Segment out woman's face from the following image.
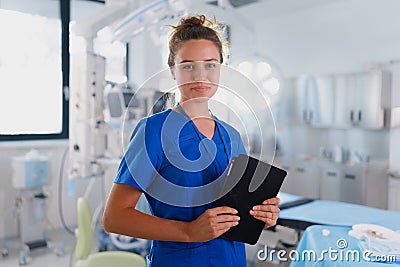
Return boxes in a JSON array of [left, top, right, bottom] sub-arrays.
[[172, 39, 221, 102]]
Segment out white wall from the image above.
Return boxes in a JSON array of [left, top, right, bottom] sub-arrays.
[[251, 0, 400, 77]]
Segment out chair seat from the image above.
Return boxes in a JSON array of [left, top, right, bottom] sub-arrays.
[[76, 250, 146, 267]]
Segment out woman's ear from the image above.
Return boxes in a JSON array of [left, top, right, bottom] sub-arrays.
[[170, 67, 176, 80]]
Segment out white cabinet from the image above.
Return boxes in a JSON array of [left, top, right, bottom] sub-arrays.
[[276, 157, 388, 208], [291, 162, 320, 199], [314, 75, 335, 127], [334, 71, 391, 129], [296, 75, 317, 125], [340, 166, 364, 205], [321, 163, 388, 208], [388, 176, 400, 211], [333, 74, 350, 128], [364, 165, 388, 209], [296, 75, 334, 127], [275, 158, 320, 198], [320, 165, 341, 201]]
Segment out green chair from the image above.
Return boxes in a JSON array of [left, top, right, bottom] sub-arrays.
[[75, 197, 147, 267]]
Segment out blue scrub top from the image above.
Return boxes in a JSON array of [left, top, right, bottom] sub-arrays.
[[115, 108, 247, 267]]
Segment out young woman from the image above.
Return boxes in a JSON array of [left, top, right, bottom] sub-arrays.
[[103, 15, 280, 267]]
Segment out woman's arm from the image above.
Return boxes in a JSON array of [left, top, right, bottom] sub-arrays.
[[103, 183, 240, 242]]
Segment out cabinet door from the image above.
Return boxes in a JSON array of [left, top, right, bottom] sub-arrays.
[[291, 162, 319, 199], [296, 74, 333, 127], [314, 75, 334, 127], [320, 168, 341, 201], [388, 177, 400, 211], [296, 75, 316, 124], [358, 71, 385, 129], [364, 166, 388, 209], [340, 167, 364, 205], [333, 74, 351, 128], [347, 74, 362, 126]]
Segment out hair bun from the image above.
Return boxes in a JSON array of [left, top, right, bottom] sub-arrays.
[[180, 15, 206, 27]]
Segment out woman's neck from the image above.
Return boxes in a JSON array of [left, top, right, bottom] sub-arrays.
[[178, 98, 211, 119]]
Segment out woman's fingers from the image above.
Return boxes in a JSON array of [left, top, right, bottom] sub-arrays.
[[252, 204, 280, 213], [249, 210, 278, 220], [262, 197, 280, 205], [214, 214, 240, 223], [208, 206, 238, 216]]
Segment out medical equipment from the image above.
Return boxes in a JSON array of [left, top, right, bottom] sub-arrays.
[[69, 0, 188, 180], [9, 150, 52, 265], [349, 224, 400, 241], [103, 83, 145, 158], [102, 83, 175, 158], [12, 150, 48, 189], [349, 223, 400, 263], [349, 224, 400, 263]]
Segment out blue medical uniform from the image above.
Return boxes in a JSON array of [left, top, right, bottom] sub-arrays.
[[114, 107, 247, 267]]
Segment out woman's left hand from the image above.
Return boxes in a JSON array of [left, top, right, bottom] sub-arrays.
[[250, 197, 280, 229]]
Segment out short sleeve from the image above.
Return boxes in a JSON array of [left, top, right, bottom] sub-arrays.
[[236, 135, 247, 156], [114, 119, 161, 191]]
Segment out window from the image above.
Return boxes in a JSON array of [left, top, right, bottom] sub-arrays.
[[0, 0, 68, 141]]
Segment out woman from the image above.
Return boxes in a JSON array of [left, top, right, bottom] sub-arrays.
[[103, 15, 280, 266]]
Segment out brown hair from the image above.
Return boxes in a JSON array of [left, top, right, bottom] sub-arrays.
[[167, 15, 228, 67]]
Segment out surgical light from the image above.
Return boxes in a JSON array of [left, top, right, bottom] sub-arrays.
[[236, 55, 281, 98]]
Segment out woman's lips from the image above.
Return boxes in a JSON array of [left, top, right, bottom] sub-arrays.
[[192, 86, 210, 92]]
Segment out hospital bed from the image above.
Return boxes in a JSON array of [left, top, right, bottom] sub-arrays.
[[247, 192, 400, 267]]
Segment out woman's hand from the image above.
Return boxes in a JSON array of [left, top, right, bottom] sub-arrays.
[[250, 197, 280, 229], [186, 206, 240, 242]]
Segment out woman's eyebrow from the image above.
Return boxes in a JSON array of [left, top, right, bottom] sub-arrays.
[[178, 58, 219, 63]]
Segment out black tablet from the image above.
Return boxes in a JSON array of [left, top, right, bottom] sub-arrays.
[[215, 154, 287, 245]]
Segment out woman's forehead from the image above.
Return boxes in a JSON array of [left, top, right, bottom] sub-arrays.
[[175, 39, 220, 63]]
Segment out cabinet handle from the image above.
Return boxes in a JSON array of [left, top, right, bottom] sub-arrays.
[[358, 110, 362, 122], [296, 167, 305, 172], [327, 172, 337, 177], [303, 110, 308, 122], [344, 174, 356, 179], [350, 110, 354, 122]]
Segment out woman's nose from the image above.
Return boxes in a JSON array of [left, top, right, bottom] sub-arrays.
[[192, 66, 207, 81]]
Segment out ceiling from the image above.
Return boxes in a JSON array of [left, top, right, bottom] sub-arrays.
[[232, 0, 340, 21]]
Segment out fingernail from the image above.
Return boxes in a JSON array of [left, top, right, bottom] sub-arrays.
[[250, 210, 255, 215], [253, 206, 258, 210]]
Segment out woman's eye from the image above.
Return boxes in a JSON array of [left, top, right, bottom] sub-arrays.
[[182, 64, 194, 70], [206, 63, 216, 69]]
